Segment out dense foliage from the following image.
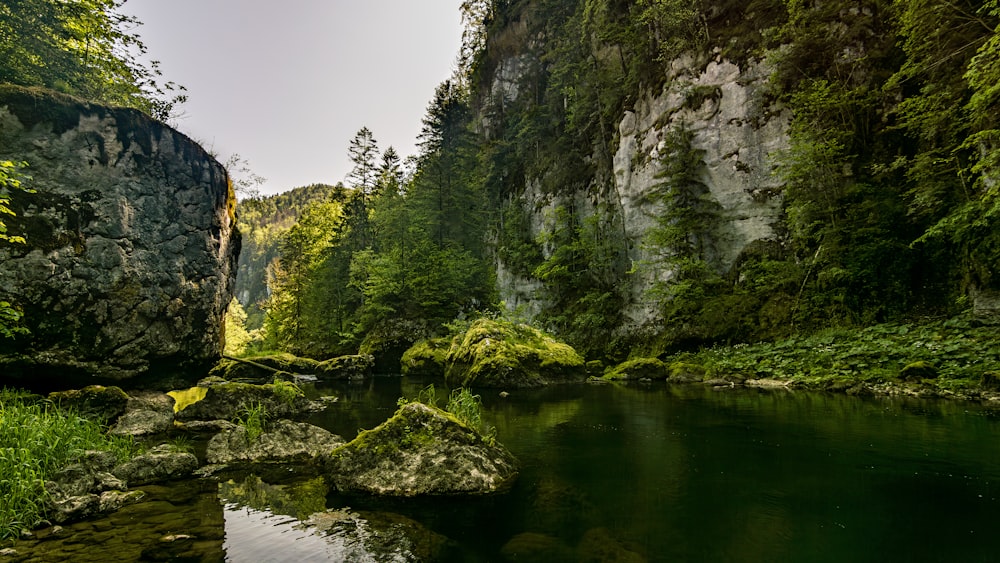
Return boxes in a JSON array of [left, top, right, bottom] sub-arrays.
[[248, 0, 1000, 362], [0, 0, 185, 120]]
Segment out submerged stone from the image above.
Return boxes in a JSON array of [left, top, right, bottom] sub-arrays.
[[324, 402, 518, 496]]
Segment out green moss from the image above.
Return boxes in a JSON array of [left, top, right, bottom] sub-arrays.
[[899, 361, 938, 381], [668, 362, 707, 382], [603, 358, 668, 381], [443, 318, 585, 388], [400, 338, 451, 376]]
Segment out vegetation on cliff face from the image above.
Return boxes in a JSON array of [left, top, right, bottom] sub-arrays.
[[235, 1, 1000, 364], [0, 160, 31, 339]]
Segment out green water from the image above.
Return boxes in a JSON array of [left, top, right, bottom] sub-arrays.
[[9, 379, 1000, 562]]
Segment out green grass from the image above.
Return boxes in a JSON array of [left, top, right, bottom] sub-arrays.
[[0, 388, 140, 541], [268, 377, 303, 406], [233, 401, 269, 443], [446, 387, 483, 430]]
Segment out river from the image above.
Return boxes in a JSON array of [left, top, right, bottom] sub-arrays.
[[9, 378, 1000, 562]]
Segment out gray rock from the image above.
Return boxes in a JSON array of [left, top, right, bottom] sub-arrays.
[[206, 419, 344, 465], [0, 85, 239, 389], [112, 445, 198, 485], [316, 354, 374, 380], [324, 402, 518, 496], [110, 391, 176, 436]]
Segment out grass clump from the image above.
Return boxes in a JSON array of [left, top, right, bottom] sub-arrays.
[[0, 388, 139, 541], [233, 401, 269, 444], [396, 385, 496, 444], [268, 377, 303, 406]]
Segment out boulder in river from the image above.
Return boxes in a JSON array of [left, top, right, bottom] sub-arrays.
[[112, 444, 199, 486], [173, 381, 322, 422], [206, 419, 345, 466], [323, 402, 518, 496], [110, 391, 176, 437], [443, 319, 586, 388], [0, 85, 239, 390]]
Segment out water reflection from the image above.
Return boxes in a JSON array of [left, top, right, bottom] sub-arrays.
[[8, 379, 1000, 562]]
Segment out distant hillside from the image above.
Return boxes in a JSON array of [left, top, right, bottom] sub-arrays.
[[235, 183, 344, 328]]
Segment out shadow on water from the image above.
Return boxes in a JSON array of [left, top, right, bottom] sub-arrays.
[[8, 377, 1000, 562]]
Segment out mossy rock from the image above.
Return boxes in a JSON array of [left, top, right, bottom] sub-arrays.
[[980, 371, 1000, 391], [501, 533, 575, 563], [585, 360, 604, 376], [444, 319, 586, 388], [48, 385, 129, 423], [400, 338, 450, 377], [324, 402, 518, 496], [900, 361, 938, 381], [667, 362, 707, 383], [603, 358, 668, 381], [359, 318, 432, 373], [315, 354, 374, 380], [173, 381, 319, 422]]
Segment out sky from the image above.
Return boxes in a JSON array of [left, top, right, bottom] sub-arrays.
[[122, 0, 465, 196]]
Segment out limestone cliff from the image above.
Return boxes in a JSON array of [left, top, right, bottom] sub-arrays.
[[0, 86, 239, 389], [490, 48, 788, 342]]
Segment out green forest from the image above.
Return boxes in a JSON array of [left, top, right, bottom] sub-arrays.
[[229, 0, 1000, 367], [2, 0, 999, 368]]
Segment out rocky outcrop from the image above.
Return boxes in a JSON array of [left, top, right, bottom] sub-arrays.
[[324, 402, 519, 496], [205, 419, 344, 466], [0, 86, 239, 390]]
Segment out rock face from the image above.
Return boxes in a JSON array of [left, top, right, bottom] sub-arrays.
[[0, 86, 240, 389], [490, 49, 787, 337], [324, 402, 519, 496]]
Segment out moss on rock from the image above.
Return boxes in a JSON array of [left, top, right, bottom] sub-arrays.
[[323, 402, 518, 496], [443, 319, 586, 388], [603, 358, 668, 381], [900, 361, 938, 381], [173, 381, 319, 422], [400, 338, 450, 377], [315, 354, 374, 380]]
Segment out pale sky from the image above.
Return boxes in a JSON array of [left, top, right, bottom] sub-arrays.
[[123, 0, 465, 196]]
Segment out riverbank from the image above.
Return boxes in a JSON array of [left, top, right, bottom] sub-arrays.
[[650, 313, 1000, 402]]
